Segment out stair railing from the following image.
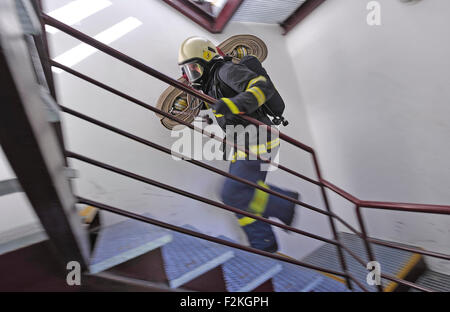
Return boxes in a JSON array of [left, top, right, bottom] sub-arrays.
[[37, 13, 450, 292]]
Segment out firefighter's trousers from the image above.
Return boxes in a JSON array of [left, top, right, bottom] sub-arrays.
[[221, 157, 299, 252]]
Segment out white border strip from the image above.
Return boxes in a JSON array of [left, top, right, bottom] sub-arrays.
[[89, 234, 173, 274], [237, 263, 282, 292], [301, 276, 324, 292], [0, 222, 47, 255], [169, 250, 234, 289]]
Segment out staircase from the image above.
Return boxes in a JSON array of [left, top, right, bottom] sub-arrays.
[[303, 232, 427, 292], [86, 215, 449, 292], [1, 1, 449, 293]]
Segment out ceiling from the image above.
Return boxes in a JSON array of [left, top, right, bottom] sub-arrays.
[[163, 0, 321, 34], [231, 0, 307, 24]]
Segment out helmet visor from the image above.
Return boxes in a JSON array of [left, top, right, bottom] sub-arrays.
[[181, 62, 204, 83]]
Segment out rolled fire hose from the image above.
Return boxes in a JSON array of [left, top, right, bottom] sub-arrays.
[[155, 34, 268, 130]]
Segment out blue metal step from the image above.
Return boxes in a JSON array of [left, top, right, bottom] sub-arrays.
[[161, 225, 234, 289], [89, 214, 172, 274], [90, 220, 426, 292], [302, 232, 423, 292], [410, 270, 450, 292], [272, 261, 350, 292], [272, 262, 323, 292], [218, 236, 282, 292], [217, 235, 349, 292], [311, 275, 351, 292]]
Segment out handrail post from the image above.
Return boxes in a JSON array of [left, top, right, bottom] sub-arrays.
[[312, 152, 353, 290], [31, 0, 57, 99], [31, 1, 70, 168], [355, 205, 383, 292]]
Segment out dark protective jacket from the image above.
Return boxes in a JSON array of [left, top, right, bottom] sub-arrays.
[[203, 57, 274, 128], [202, 57, 279, 159]]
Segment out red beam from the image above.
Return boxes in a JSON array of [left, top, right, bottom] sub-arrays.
[[281, 0, 326, 35], [321, 179, 360, 204], [162, 0, 215, 32], [212, 0, 244, 33], [360, 201, 450, 215]]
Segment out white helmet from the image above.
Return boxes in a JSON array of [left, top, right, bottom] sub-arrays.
[[178, 36, 219, 83]]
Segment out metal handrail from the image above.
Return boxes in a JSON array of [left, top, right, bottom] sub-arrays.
[[77, 196, 348, 278], [41, 13, 450, 292], [52, 61, 326, 214], [43, 14, 353, 289], [60, 105, 337, 246], [324, 179, 450, 214], [324, 182, 450, 259], [53, 58, 357, 285], [67, 148, 337, 246]]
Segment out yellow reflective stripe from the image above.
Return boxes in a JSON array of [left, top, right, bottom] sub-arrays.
[[237, 150, 247, 158], [212, 109, 223, 117], [246, 76, 267, 90], [249, 181, 270, 215], [238, 181, 270, 227], [204, 102, 210, 109], [249, 143, 267, 155], [267, 138, 280, 149], [254, 87, 266, 105], [246, 76, 268, 106], [232, 150, 247, 162], [221, 98, 240, 114], [238, 217, 257, 227], [246, 87, 265, 106], [232, 139, 280, 162], [248, 138, 280, 155]]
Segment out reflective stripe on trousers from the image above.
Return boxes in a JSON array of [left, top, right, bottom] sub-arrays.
[[220, 156, 297, 251]]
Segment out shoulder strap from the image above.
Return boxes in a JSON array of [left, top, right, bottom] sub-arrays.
[[213, 62, 238, 99]]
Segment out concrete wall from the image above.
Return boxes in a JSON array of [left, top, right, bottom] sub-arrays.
[[285, 0, 450, 272]]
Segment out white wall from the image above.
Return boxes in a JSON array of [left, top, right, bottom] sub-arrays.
[[286, 0, 450, 273], [0, 149, 39, 235], [42, 0, 326, 259]]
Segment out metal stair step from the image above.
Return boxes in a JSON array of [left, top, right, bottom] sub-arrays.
[[302, 232, 423, 292], [311, 275, 351, 292], [410, 270, 450, 292], [218, 236, 282, 292], [272, 262, 322, 292], [161, 225, 234, 289], [89, 214, 172, 274], [272, 261, 349, 292], [301, 241, 373, 291]]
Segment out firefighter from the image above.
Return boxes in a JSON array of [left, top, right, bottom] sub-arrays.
[[178, 36, 299, 253]]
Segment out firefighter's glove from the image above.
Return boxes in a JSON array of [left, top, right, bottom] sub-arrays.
[[212, 98, 242, 120]]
